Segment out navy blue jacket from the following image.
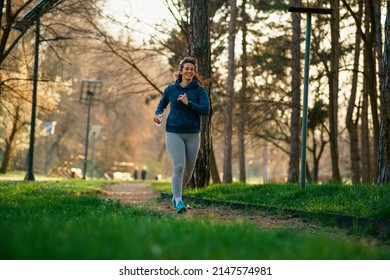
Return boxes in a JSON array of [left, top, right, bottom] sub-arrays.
[[155, 79, 210, 133]]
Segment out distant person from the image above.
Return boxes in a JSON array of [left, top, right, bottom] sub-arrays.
[[141, 167, 147, 180], [153, 56, 210, 213], [133, 168, 138, 180]]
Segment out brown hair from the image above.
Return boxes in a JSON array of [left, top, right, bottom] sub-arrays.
[[177, 56, 205, 87]]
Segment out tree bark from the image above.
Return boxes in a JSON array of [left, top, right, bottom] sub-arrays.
[[288, 0, 301, 183], [374, 0, 383, 68], [346, 0, 363, 184], [190, 0, 212, 187], [377, 0, 390, 183], [366, 0, 380, 181], [238, 0, 248, 183], [0, 107, 21, 173], [222, 0, 237, 183], [329, 0, 342, 182], [210, 139, 221, 184], [361, 56, 371, 183]]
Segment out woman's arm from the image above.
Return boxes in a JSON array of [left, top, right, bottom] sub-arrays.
[[188, 88, 210, 116]]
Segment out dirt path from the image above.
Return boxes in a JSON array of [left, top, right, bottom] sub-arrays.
[[99, 182, 389, 249], [101, 182, 158, 204]]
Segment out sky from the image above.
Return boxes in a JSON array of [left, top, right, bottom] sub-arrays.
[[102, 0, 176, 43]]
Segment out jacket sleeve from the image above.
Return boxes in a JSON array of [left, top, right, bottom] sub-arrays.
[[155, 87, 171, 114], [188, 87, 210, 116]]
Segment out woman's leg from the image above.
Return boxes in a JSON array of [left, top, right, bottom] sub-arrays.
[[182, 133, 200, 187], [165, 132, 186, 199]]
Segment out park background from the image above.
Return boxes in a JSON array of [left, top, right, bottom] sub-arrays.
[[1, 0, 390, 186], [1, 0, 390, 265]]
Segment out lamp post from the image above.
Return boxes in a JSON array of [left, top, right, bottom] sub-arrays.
[[79, 79, 103, 179], [12, 0, 62, 181], [90, 124, 102, 179], [288, 6, 333, 189]]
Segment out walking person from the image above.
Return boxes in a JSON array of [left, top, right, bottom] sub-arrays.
[[133, 168, 138, 180], [154, 57, 210, 213], [141, 167, 147, 180]]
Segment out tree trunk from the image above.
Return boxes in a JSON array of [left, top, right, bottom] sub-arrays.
[[377, 0, 390, 183], [329, 0, 342, 182], [189, 0, 212, 187], [374, 0, 383, 68], [210, 139, 221, 184], [346, 0, 363, 184], [288, 0, 301, 183], [343, 0, 380, 183], [222, 0, 237, 183], [361, 57, 371, 183], [238, 0, 248, 183], [366, 0, 380, 181], [0, 107, 21, 173]]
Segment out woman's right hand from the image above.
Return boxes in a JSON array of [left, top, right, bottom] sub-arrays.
[[154, 114, 163, 126]]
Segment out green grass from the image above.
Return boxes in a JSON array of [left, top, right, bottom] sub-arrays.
[[0, 180, 389, 259], [153, 182, 390, 219]]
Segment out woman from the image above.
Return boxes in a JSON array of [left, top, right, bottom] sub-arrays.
[[154, 57, 210, 213]]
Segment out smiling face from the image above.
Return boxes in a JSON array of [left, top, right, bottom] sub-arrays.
[[180, 62, 196, 83]]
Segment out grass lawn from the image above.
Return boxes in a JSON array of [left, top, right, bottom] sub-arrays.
[[0, 180, 389, 260], [153, 182, 390, 219]]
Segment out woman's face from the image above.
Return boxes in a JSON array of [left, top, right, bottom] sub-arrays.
[[181, 62, 196, 82]]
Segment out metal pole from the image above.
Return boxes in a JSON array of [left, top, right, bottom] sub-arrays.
[[25, 18, 40, 181], [288, 7, 332, 189], [300, 14, 312, 190], [91, 132, 96, 179], [82, 91, 93, 179], [45, 135, 49, 175]]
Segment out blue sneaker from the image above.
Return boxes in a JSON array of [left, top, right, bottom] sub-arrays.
[[175, 200, 186, 213], [172, 197, 176, 208]]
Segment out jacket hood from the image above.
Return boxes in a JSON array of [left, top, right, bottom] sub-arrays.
[[174, 78, 200, 89]]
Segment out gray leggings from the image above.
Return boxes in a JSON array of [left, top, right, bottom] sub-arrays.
[[165, 132, 200, 198]]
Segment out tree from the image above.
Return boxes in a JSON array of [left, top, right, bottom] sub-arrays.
[[288, 0, 301, 183], [222, 0, 237, 183], [328, 0, 342, 182], [0, 0, 71, 174], [238, 0, 248, 183], [377, 0, 390, 183], [346, 0, 363, 184], [0, 104, 28, 173], [189, 0, 212, 187], [342, 0, 381, 183], [0, 0, 35, 65], [307, 100, 329, 181], [365, 0, 380, 182]]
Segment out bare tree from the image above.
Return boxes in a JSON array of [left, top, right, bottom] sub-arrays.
[[288, 0, 301, 183], [189, 0, 212, 187], [377, 0, 390, 183], [0, 0, 35, 65], [0, 105, 28, 173], [238, 0, 248, 183], [222, 0, 237, 183], [342, 0, 381, 183], [329, 0, 342, 182], [346, 0, 363, 184], [365, 0, 380, 181]]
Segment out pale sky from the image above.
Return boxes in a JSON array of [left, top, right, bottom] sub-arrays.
[[102, 0, 176, 43]]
